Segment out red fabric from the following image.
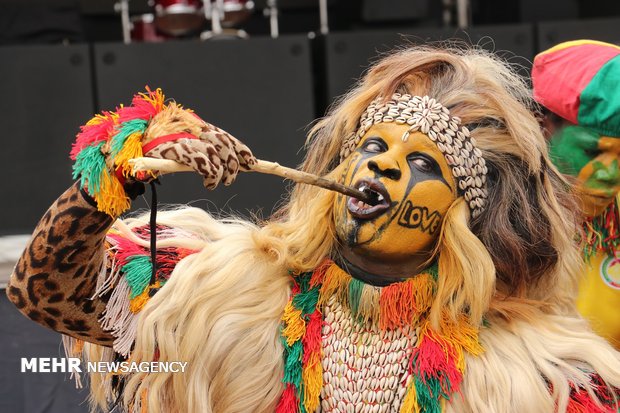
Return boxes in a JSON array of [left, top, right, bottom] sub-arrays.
[[532, 43, 620, 123], [141, 132, 200, 154]]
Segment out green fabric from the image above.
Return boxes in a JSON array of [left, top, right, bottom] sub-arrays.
[[578, 55, 620, 137], [548, 125, 601, 176]]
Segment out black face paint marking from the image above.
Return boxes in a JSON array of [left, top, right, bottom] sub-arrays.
[[343, 148, 399, 246], [340, 137, 455, 247], [397, 201, 442, 234], [403, 152, 452, 200]]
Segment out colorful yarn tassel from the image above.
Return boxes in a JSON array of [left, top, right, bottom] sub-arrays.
[[70, 88, 166, 216]]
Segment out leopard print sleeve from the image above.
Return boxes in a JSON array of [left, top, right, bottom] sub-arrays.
[[6, 182, 115, 346]]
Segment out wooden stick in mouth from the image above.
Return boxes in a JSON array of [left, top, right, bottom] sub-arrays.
[[128, 157, 374, 204]]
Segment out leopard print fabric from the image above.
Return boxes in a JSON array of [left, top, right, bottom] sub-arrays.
[[6, 182, 115, 346], [145, 122, 256, 189]]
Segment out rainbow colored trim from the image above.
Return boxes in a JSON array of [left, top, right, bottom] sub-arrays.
[[71, 88, 165, 216], [276, 260, 483, 413], [106, 224, 198, 313]]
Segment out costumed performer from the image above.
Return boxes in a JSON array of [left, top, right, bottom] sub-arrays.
[[532, 39, 620, 349], [7, 45, 620, 412]]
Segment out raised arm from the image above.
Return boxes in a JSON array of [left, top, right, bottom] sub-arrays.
[[6, 88, 256, 348]]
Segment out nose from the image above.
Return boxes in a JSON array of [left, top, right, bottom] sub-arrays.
[[368, 155, 401, 180]]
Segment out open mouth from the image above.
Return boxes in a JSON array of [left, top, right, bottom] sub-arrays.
[[347, 179, 391, 220]]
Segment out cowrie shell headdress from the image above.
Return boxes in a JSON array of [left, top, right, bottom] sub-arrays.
[[340, 93, 488, 218]]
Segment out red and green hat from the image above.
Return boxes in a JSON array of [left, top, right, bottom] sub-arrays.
[[532, 40, 620, 137]]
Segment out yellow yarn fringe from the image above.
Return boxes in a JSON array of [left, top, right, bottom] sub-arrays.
[[141, 88, 165, 112], [281, 302, 306, 346], [129, 282, 161, 313], [115, 132, 144, 178], [86, 112, 119, 126], [400, 378, 421, 413], [95, 170, 131, 216], [318, 264, 350, 308], [438, 313, 484, 370], [302, 353, 322, 412]]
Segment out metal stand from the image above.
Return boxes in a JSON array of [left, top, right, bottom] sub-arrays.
[[319, 0, 329, 35], [264, 0, 279, 38], [115, 0, 132, 44]]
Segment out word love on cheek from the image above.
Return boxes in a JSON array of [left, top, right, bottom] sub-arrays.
[[397, 201, 442, 234]]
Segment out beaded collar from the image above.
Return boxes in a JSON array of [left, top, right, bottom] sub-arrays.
[[276, 259, 483, 413]]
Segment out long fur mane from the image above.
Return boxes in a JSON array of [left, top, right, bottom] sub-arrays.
[[83, 45, 620, 412]]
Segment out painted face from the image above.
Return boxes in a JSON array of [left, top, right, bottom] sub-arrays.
[[549, 125, 620, 217], [333, 123, 457, 262]]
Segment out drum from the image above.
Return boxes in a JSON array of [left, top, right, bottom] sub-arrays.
[[154, 0, 205, 36], [207, 0, 254, 28], [130, 14, 171, 42]]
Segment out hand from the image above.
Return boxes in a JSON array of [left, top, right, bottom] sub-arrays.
[[143, 121, 256, 189]]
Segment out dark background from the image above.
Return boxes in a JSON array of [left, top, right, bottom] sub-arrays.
[[1, 0, 619, 411]]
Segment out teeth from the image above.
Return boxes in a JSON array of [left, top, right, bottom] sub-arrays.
[[358, 184, 367, 191], [377, 194, 384, 202]]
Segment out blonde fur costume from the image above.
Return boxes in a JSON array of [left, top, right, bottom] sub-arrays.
[[11, 45, 620, 412]]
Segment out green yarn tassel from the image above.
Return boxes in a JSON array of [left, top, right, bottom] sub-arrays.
[[122, 255, 153, 299], [414, 375, 443, 413], [292, 272, 319, 316], [348, 277, 364, 316], [72, 142, 106, 195], [282, 339, 303, 385]]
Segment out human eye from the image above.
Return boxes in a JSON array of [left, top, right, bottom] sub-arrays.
[[411, 157, 432, 172], [408, 153, 438, 174], [362, 138, 386, 154]]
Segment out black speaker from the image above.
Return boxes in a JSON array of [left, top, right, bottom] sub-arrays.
[[0, 44, 94, 235], [537, 17, 620, 51], [324, 24, 534, 102], [93, 36, 315, 219]]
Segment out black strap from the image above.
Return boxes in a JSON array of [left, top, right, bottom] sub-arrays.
[[149, 181, 158, 285]]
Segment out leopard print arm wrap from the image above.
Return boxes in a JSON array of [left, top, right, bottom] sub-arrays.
[[6, 182, 115, 346]]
